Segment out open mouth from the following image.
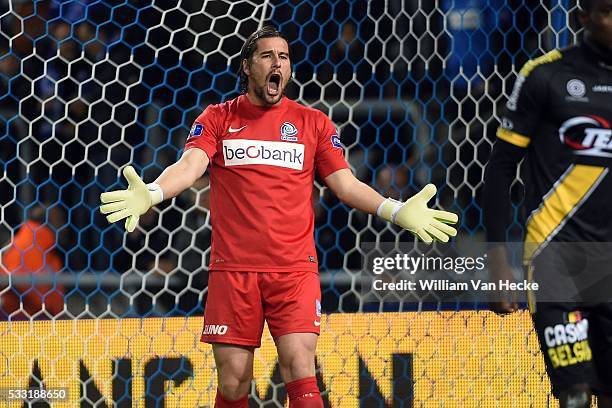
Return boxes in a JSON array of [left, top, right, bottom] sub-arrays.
[[267, 73, 281, 96]]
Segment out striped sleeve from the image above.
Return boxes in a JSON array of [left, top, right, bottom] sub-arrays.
[[498, 50, 562, 147]]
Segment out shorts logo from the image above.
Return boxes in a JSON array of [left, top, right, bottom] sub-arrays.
[[330, 134, 342, 149], [543, 317, 591, 368], [566, 79, 586, 97], [280, 122, 298, 142], [567, 311, 582, 323], [223, 139, 304, 170], [190, 123, 204, 137], [314, 299, 322, 326], [203, 324, 228, 335]]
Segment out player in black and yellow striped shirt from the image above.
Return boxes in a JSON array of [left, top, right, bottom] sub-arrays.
[[483, 0, 612, 406]]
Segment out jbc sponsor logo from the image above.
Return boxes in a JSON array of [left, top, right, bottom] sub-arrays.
[[223, 139, 304, 170]]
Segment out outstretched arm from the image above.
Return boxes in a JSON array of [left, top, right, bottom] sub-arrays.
[[100, 148, 209, 232], [324, 168, 458, 243], [323, 168, 385, 214], [153, 148, 210, 200]]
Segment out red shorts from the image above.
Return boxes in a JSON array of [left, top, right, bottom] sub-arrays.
[[201, 271, 322, 347]]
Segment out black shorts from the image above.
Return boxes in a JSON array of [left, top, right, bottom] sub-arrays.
[[531, 302, 612, 397]]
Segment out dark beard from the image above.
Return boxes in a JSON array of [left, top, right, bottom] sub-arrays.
[[253, 84, 283, 106]]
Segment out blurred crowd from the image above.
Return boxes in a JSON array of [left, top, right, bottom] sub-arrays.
[[0, 0, 568, 318]]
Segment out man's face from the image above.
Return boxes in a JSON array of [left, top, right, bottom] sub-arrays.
[[582, 0, 612, 51], [243, 36, 291, 106]]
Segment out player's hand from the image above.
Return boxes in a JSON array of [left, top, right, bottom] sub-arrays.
[[379, 184, 459, 244], [488, 246, 519, 315], [490, 300, 519, 315], [100, 166, 154, 232]]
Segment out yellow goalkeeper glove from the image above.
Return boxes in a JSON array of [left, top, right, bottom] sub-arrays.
[[377, 184, 458, 243], [99, 166, 163, 232]]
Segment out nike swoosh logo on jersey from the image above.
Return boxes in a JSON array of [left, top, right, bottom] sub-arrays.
[[228, 125, 247, 133], [314, 320, 321, 326]]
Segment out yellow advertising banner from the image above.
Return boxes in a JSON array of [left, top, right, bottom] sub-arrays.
[[0, 312, 556, 407]]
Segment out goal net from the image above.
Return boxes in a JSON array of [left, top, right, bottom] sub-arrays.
[[0, 0, 584, 406]]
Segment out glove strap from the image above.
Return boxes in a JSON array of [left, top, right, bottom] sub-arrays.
[[377, 198, 402, 223], [146, 183, 164, 206]]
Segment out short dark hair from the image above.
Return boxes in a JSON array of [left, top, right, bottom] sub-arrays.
[[238, 26, 290, 94], [580, 0, 595, 11]]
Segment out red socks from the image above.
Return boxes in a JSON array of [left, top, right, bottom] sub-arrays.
[[214, 378, 322, 408], [286, 377, 323, 408], [214, 389, 248, 408]]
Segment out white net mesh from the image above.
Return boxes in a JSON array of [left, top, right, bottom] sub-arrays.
[[0, 0, 589, 406]]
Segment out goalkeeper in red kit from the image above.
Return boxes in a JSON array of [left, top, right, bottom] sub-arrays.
[[100, 26, 458, 407]]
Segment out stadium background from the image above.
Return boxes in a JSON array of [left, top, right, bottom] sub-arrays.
[[0, 0, 590, 406]]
